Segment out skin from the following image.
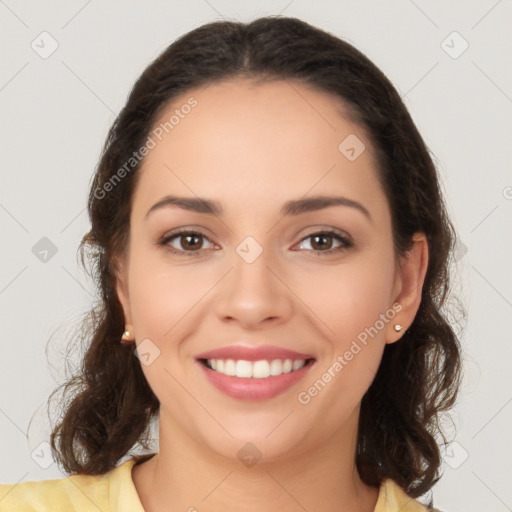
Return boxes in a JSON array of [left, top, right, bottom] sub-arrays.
[[115, 78, 429, 512]]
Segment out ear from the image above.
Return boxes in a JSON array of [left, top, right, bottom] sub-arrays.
[[386, 232, 429, 344], [112, 253, 132, 326]]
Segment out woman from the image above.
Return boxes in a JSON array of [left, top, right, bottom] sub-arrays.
[[0, 16, 462, 512]]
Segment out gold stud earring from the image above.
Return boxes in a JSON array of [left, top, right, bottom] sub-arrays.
[[121, 329, 134, 344], [393, 324, 403, 332]]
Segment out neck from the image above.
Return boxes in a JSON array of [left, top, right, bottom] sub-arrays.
[[132, 409, 379, 512]]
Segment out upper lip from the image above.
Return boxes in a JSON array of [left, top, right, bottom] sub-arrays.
[[195, 345, 315, 362]]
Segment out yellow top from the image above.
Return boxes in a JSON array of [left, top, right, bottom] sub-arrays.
[[0, 458, 431, 512]]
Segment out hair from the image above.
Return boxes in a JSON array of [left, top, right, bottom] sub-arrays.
[[47, 15, 464, 507]]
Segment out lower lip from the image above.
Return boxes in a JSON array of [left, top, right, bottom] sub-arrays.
[[197, 360, 314, 400]]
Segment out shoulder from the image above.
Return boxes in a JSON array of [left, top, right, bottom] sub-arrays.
[[0, 458, 143, 512], [375, 478, 441, 512]]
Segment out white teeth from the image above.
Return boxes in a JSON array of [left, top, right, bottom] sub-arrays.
[[270, 359, 283, 376], [205, 358, 307, 378], [235, 360, 252, 378], [224, 359, 236, 376], [292, 360, 304, 370], [253, 360, 270, 379]]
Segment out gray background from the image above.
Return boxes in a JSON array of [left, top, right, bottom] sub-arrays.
[[1, 1, 511, 511]]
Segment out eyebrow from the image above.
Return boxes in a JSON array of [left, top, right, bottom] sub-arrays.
[[145, 194, 372, 222]]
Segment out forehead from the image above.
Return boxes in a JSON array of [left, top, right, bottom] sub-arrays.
[[133, 78, 387, 221]]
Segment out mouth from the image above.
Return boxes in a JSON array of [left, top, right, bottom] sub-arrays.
[[199, 357, 315, 378], [195, 355, 316, 401]]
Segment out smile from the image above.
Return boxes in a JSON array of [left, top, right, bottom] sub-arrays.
[[197, 357, 315, 400], [203, 358, 309, 378]]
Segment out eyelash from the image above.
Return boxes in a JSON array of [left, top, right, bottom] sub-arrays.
[[157, 229, 354, 257]]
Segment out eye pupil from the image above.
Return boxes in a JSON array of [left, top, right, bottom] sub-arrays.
[[182, 234, 202, 250], [311, 234, 332, 251]]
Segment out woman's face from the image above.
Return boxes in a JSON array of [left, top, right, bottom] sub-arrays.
[[115, 78, 426, 463]]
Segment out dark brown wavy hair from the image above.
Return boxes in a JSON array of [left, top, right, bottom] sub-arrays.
[[47, 15, 464, 508]]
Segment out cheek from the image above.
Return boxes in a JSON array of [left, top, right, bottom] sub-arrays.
[[126, 254, 209, 401], [296, 262, 394, 425], [302, 252, 397, 346], [294, 250, 396, 411], [126, 243, 216, 340]]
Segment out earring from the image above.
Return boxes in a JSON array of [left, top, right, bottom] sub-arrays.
[[121, 328, 134, 344], [393, 324, 403, 332]]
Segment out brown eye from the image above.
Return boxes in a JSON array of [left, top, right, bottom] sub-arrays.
[[297, 231, 353, 255], [159, 230, 214, 256], [310, 233, 334, 251], [177, 233, 203, 251]]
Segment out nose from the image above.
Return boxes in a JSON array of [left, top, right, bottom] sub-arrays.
[[214, 246, 294, 329]]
